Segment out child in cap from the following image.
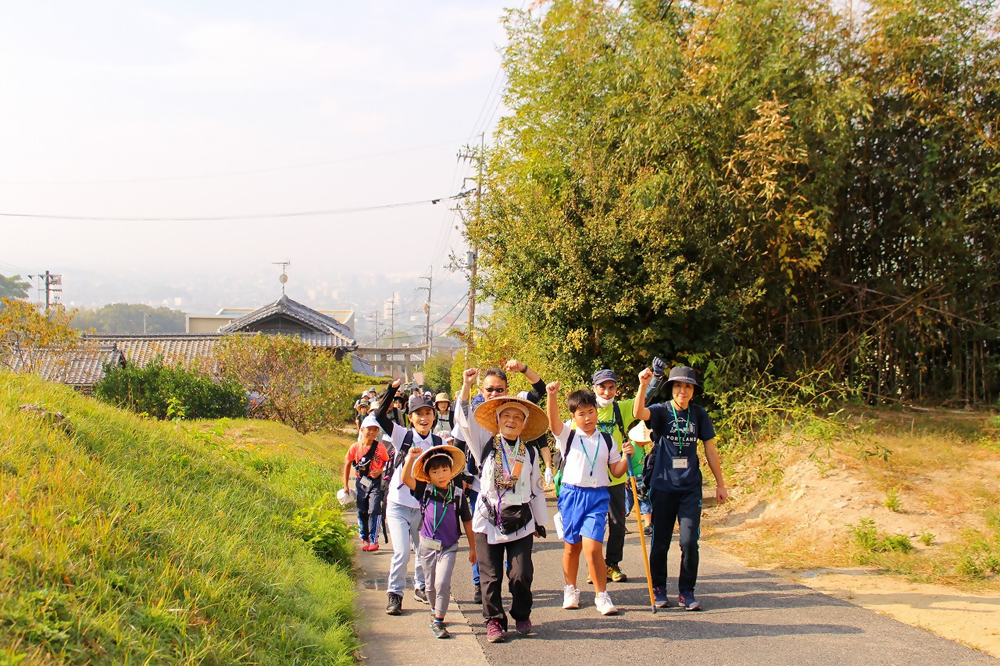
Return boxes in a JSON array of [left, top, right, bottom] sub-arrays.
[[354, 399, 370, 436], [400, 444, 476, 639], [627, 421, 654, 534], [545, 381, 633, 616], [343, 413, 390, 551], [456, 368, 549, 644], [375, 379, 450, 616]]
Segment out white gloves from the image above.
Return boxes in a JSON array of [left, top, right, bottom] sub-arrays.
[[544, 467, 554, 487]]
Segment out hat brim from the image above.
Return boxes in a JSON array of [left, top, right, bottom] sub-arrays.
[[413, 444, 467, 483], [473, 396, 549, 442], [665, 378, 702, 395], [628, 422, 652, 443]]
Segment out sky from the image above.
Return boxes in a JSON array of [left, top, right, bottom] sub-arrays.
[[0, 1, 518, 314]]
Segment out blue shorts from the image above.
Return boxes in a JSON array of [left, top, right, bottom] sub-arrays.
[[558, 483, 610, 544]]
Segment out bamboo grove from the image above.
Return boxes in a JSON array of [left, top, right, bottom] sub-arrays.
[[469, 0, 1000, 405]]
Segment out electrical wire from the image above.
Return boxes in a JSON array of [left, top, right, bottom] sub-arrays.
[[430, 294, 469, 329], [0, 137, 469, 186], [0, 191, 473, 222]]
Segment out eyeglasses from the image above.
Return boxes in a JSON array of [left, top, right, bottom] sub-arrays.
[[483, 387, 506, 394]]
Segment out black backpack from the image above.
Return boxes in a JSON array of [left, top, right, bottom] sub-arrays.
[[419, 482, 465, 533], [353, 437, 382, 478], [382, 430, 444, 494], [560, 429, 615, 472]]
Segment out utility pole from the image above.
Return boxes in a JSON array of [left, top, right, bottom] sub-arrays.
[[29, 271, 62, 312], [417, 268, 433, 362], [458, 133, 484, 366]]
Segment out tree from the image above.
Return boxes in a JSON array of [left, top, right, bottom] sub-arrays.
[[72, 303, 186, 334], [0, 274, 30, 301], [421, 351, 455, 396], [0, 300, 80, 373], [214, 334, 355, 433], [472, 0, 1000, 403]]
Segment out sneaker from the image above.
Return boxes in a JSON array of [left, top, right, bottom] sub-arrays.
[[562, 584, 581, 610], [678, 591, 701, 611], [361, 542, 371, 552], [595, 591, 618, 616], [385, 592, 402, 616], [486, 619, 505, 643], [653, 586, 670, 609], [515, 619, 532, 636], [643, 524, 653, 537], [369, 541, 379, 552], [414, 587, 428, 604], [607, 565, 628, 583], [431, 619, 451, 639], [473, 587, 482, 604]]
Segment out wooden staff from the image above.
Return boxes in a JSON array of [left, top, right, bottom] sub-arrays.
[[626, 454, 656, 613]]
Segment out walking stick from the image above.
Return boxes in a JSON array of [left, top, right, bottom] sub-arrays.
[[627, 453, 656, 614]]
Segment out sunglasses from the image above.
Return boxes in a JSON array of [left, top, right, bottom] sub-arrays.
[[483, 387, 506, 394]]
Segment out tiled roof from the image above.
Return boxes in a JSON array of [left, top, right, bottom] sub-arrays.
[[219, 294, 356, 348], [351, 353, 381, 377], [7, 344, 125, 389]]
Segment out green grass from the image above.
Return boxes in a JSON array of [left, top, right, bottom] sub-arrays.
[[0, 371, 359, 664]]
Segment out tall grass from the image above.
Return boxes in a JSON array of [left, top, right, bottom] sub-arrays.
[[0, 371, 357, 664]]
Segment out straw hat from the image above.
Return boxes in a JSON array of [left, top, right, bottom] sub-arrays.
[[473, 395, 549, 442], [435, 392, 451, 405], [628, 421, 653, 443], [413, 444, 467, 483]]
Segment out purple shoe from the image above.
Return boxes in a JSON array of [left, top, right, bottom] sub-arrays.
[[515, 619, 532, 636], [486, 619, 506, 643]]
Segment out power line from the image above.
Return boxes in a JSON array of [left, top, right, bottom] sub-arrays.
[[431, 293, 469, 329], [0, 191, 473, 223], [0, 137, 469, 185]]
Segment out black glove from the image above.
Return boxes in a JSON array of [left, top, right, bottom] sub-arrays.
[[535, 525, 547, 538], [652, 356, 667, 379]]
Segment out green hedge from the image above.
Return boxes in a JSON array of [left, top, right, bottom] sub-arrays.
[[94, 358, 245, 420]]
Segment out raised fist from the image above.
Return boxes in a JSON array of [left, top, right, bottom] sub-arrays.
[[545, 381, 560, 395], [463, 368, 479, 386], [638, 368, 654, 386], [505, 359, 525, 373], [391, 378, 402, 388], [407, 446, 423, 459]]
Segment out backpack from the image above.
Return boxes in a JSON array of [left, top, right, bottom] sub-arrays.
[[353, 438, 382, 478], [382, 430, 444, 494], [419, 482, 465, 533]]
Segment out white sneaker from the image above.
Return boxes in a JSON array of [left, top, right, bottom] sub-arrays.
[[595, 591, 618, 616], [563, 584, 580, 610]]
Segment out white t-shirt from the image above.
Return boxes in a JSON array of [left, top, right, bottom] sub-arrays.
[[386, 424, 442, 509], [554, 420, 621, 488]]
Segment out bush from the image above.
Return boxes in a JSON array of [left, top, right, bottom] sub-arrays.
[[94, 358, 245, 420], [850, 518, 914, 563], [290, 494, 354, 568]]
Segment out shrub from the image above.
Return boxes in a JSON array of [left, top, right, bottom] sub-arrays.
[[94, 358, 245, 420], [290, 494, 353, 567], [850, 518, 914, 563]]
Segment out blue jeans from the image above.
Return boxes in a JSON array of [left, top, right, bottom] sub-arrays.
[[649, 486, 701, 592], [385, 502, 425, 595]]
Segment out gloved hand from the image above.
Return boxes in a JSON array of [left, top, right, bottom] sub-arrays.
[[652, 356, 667, 379], [544, 467, 554, 487]]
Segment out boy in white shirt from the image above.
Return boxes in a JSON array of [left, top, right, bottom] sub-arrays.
[[545, 382, 632, 616]]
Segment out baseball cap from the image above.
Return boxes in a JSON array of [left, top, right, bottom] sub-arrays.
[[592, 369, 619, 385], [409, 394, 434, 412]]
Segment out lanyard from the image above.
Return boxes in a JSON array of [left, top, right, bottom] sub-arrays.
[[668, 402, 690, 456], [500, 440, 522, 479], [431, 485, 453, 533], [576, 430, 601, 476]]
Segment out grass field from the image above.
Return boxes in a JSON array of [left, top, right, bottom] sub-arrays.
[[0, 371, 359, 664]]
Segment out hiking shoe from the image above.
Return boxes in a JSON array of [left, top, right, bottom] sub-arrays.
[[653, 586, 670, 609], [562, 584, 581, 610], [414, 587, 428, 604], [595, 591, 618, 616], [678, 591, 701, 611], [361, 542, 372, 552], [431, 619, 450, 639], [515, 619, 532, 636], [473, 587, 482, 604], [607, 565, 628, 583], [643, 524, 653, 537], [369, 541, 379, 552], [486, 620, 505, 643], [385, 592, 402, 616]]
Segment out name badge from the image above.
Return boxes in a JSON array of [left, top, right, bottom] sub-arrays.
[[359, 476, 373, 488], [421, 537, 442, 551], [578, 477, 600, 488], [672, 457, 689, 470]]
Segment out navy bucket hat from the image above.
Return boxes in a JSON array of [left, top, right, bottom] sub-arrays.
[[665, 366, 702, 395]]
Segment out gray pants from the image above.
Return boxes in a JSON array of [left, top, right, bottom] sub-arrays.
[[419, 540, 459, 619]]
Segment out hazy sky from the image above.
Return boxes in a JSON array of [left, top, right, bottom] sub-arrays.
[[0, 1, 516, 304]]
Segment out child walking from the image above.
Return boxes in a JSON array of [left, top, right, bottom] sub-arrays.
[[400, 444, 476, 639], [342, 413, 390, 551], [546, 382, 633, 615]]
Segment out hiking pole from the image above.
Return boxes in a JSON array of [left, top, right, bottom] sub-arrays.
[[627, 454, 656, 614]]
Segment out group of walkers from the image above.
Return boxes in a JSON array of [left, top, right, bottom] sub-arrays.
[[342, 359, 727, 643]]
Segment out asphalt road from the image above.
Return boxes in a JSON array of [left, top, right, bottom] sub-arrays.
[[356, 497, 995, 665]]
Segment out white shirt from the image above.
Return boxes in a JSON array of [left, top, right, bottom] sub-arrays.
[[554, 421, 621, 488], [451, 422, 480, 493], [457, 399, 548, 544], [386, 423, 442, 510]]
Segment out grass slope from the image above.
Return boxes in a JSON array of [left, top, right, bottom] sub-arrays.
[[0, 371, 358, 665]]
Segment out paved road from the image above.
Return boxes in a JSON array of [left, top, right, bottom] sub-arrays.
[[356, 497, 995, 665]]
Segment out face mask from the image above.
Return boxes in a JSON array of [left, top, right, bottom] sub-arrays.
[[595, 395, 613, 409]]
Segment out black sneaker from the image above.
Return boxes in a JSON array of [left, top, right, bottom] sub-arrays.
[[431, 620, 451, 639], [678, 590, 701, 611], [414, 587, 429, 604], [473, 587, 482, 604], [386, 592, 402, 616], [643, 524, 653, 537]]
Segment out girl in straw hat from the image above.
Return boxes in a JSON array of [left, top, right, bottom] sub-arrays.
[[400, 444, 476, 639], [456, 367, 550, 644]]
